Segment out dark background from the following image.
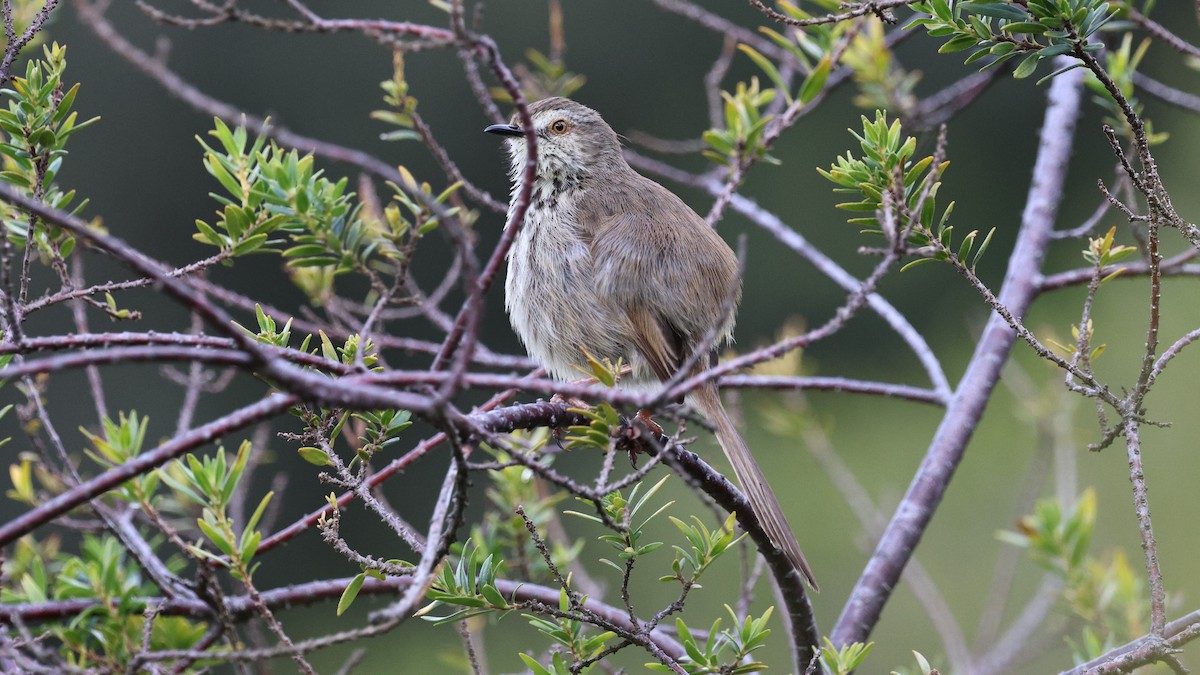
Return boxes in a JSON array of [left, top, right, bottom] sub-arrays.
[[6, 0, 1200, 671]]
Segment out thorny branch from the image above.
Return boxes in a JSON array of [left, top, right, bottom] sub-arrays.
[[2, 0, 1200, 673]]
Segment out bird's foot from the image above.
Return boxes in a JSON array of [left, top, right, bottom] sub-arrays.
[[549, 392, 591, 410], [615, 409, 668, 464]]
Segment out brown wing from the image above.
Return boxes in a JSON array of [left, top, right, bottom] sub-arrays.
[[578, 170, 740, 382], [625, 305, 686, 382]]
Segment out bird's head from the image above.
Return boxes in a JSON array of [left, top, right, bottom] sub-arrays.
[[485, 97, 625, 183]]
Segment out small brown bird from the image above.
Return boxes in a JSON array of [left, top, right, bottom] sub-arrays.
[[486, 97, 817, 589]]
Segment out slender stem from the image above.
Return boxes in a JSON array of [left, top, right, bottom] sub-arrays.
[[1122, 418, 1166, 636]]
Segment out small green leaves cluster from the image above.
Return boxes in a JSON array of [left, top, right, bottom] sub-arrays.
[[818, 638, 875, 675], [521, 588, 616, 674], [352, 408, 412, 456], [5, 415, 272, 669], [160, 441, 272, 582], [562, 402, 622, 451], [472, 438, 579, 573], [998, 488, 1149, 664], [414, 347, 758, 671], [235, 303, 306, 350], [1, 535, 205, 671], [1082, 226, 1136, 281], [492, 48, 587, 103], [80, 411, 159, 502], [0, 43, 96, 257], [196, 118, 362, 263], [572, 348, 623, 388], [240, 304, 420, 483], [842, 20, 921, 113], [382, 167, 464, 249], [753, 0, 845, 97], [316, 329, 378, 370], [1085, 34, 1165, 143], [237, 307, 415, 469], [340, 441, 570, 616], [647, 606, 774, 674], [296, 408, 410, 469], [1045, 228, 1135, 360], [703, 78, 779, 168], [5, 415, 219, 671], [738, 42, 829, 109], [1064, 549, 1147, 664], [821, 111, 993, 272], [998, 487, 1096, 577], [567, 475, 673, 570], [6, 455, 45, 505], [909, 0, 1113, 82], [370, 52, 420, 143], [737, 0, 848, 116], [1047, 318, 1106, 362], [561, 350, 624, 451], [422, 542, 513, 624], [820, 111, 932, 224], [196, 120, 465, 300], [421, 461, 758, 670], [667, 511, 745, 580], [236, 304, 381, 374]]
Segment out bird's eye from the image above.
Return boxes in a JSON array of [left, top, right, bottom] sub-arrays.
[[549, 119, 570, 135]]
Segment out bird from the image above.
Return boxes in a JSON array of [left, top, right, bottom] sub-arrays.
[[485, 97, 817, 590]]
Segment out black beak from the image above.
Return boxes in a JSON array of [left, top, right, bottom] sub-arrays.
[[484, 123, 524, 138]]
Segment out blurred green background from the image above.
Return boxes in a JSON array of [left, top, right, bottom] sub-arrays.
[[7, 0, 1200, 672]]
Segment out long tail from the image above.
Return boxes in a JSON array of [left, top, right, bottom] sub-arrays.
[[691, 384, 818, 590]]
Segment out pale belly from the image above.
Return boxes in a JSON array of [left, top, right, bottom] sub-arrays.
[[505, 219, 640, 383]]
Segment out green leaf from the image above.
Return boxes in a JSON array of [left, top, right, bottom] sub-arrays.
[[900, 257, 940, 272], [939, 35, 980, 54], [738, 45, 790, 103], [0, 171, 30, 188], [289, 257, 340, 268], [964, 3, 1028, 20], [194, 220, 225, 247], [970, 228, 995, 270], [1012, 52, 1041, 79], [30, 128, 56, 149], [243, 491, 274, 539], [518, 653, 552, 675], [1035, 61, 1083, 86], [204, 154, 244, 202], [197, 517, 235, 557], [964, 47, 994, 65], [223, 204, 249, 239], [836, 201, 880, 212], [1001, 21, 1049, 33], [798, 57, 830, 104], [282, 244, 332, 259], [480, 584, 508, 608], [1039, 42, 1073, 58], [231, 233, 269, 256], [338, 573, 366, 616]]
